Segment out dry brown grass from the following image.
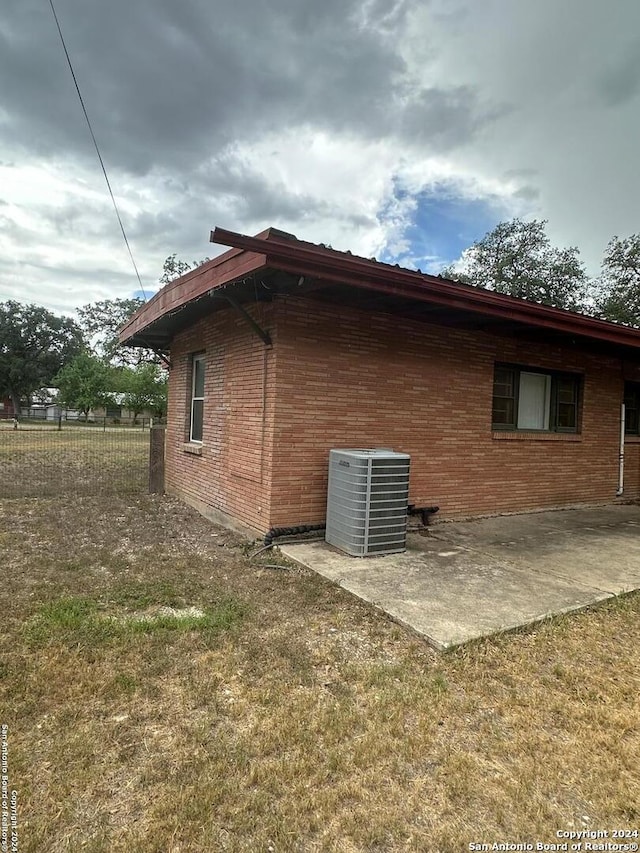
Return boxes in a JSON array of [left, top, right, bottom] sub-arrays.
[[0, 429, 148, 497], [0, 494, 638, 852]]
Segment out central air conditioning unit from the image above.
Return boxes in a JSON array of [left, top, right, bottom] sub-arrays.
[[326, 448, 410, 557]]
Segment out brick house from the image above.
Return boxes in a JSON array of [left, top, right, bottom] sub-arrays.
[[119, 226, 640, 535]]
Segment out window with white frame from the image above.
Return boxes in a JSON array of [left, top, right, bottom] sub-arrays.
[[492, 364, 580, 433], [190, 353, 205, 442]]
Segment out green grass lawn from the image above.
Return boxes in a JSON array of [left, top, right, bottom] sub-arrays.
[[0, 493, 638, 852]]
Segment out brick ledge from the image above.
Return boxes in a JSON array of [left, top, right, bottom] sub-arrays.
[[492, 431, 582, 442], [182, 442, 203, 455]]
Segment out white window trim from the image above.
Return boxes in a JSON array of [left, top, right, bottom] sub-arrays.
[[190, 353, 205, 443]]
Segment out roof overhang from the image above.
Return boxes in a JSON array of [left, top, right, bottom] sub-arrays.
[[119, 226, 640, 358], [118, 239, 270, 349]]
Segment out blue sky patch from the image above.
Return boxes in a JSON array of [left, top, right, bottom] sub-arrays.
[[378, 182, 509, 273], [133, 288, 158, 302]]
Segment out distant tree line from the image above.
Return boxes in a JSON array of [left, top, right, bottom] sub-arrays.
[[0, 254, 209, 419]]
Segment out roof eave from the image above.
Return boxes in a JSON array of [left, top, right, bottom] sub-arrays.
[[210, 227, 640, 352], [118, 245, 268, 346], [118, 225, 640, 354]]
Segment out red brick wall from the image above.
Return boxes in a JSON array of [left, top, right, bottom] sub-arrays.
[[624, 441, 640, 497], [268, 296, 636, 527], [166, 302, 276, 532], [165, 295, 638, 533]]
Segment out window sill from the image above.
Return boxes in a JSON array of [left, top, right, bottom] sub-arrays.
[[182, 442, 203, 456], [492, 431, 581, 442], [624, 435, 640, 444]]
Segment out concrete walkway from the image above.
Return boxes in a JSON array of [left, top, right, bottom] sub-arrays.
[[281, 505, 640, 650]]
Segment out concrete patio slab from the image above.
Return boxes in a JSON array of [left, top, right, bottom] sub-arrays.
[[430, 506, 640, 596], [280, 505, 640, 649]]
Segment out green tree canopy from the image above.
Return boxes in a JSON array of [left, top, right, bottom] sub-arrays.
[[118, 363, 168, 419], [78, 257, 210, 367], [77, 297, 146, 366], [159, 254, 210, 286], [0, 301, 84, 414], [54, 352, 116, 420], [442, 219, 587, 311], [596, 234, 640, 326]]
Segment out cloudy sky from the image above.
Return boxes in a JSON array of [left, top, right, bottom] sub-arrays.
[[1, 0, 639, 316]]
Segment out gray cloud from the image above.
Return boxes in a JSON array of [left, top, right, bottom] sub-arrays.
[[0, 0, 495, 176], [596, 38, 640, 107], [512, 186, 540, 202], [1, 0, 640, 314], [399, 86, 508, 148]]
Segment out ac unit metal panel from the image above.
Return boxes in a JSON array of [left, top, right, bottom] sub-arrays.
[[326, 448, 410, 557]]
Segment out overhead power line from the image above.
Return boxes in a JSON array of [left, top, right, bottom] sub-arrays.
[[47, 0, 148, 301]]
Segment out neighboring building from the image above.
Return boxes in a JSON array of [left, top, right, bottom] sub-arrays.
[[17, 390, 67, 421], [119, 226, 640, 535], [45, 404, 81, 421], [20, 406, 47, 420], [91, 394, 155, 422], [0, 398, 16, 417]]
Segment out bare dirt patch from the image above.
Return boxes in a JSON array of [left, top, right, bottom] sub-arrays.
[[0, 493, 639, 852]]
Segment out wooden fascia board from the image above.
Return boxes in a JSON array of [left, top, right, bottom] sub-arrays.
[[267, 258, 640, 347], [119, 251, 267, 344], [211, 228, 640, 352]]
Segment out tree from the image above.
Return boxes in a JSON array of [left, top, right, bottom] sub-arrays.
[[596, 234, 640, 325], [54, 353, 116, 421], [442, 219, 587, 311], [119, 363, 168, 420], [77, 297, 147, 367], [159, 254, 210, 286], [0, 301, 84, 415], [78, 256, 210, 367]]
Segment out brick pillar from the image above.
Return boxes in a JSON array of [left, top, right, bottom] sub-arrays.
[[149, 426, 166, 494]]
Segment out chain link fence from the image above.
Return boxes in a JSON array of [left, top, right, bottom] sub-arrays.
[[0, 419, 154, 498], [11, 410, 159, 430]]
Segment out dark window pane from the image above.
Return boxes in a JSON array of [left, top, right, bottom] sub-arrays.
[[493, 368, 514, 397], [492, 399, 515, 425], [624, 383, 640, 435], [625, 408, 639, 434], [191, 399, 203, 442], [553, 375, 578, 432], [193, 357, 205, 398], [624, 389, 639, 410], [492, 367, 516, 427], [557, 378, 576, 404], [557, 402, 576, 429]]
